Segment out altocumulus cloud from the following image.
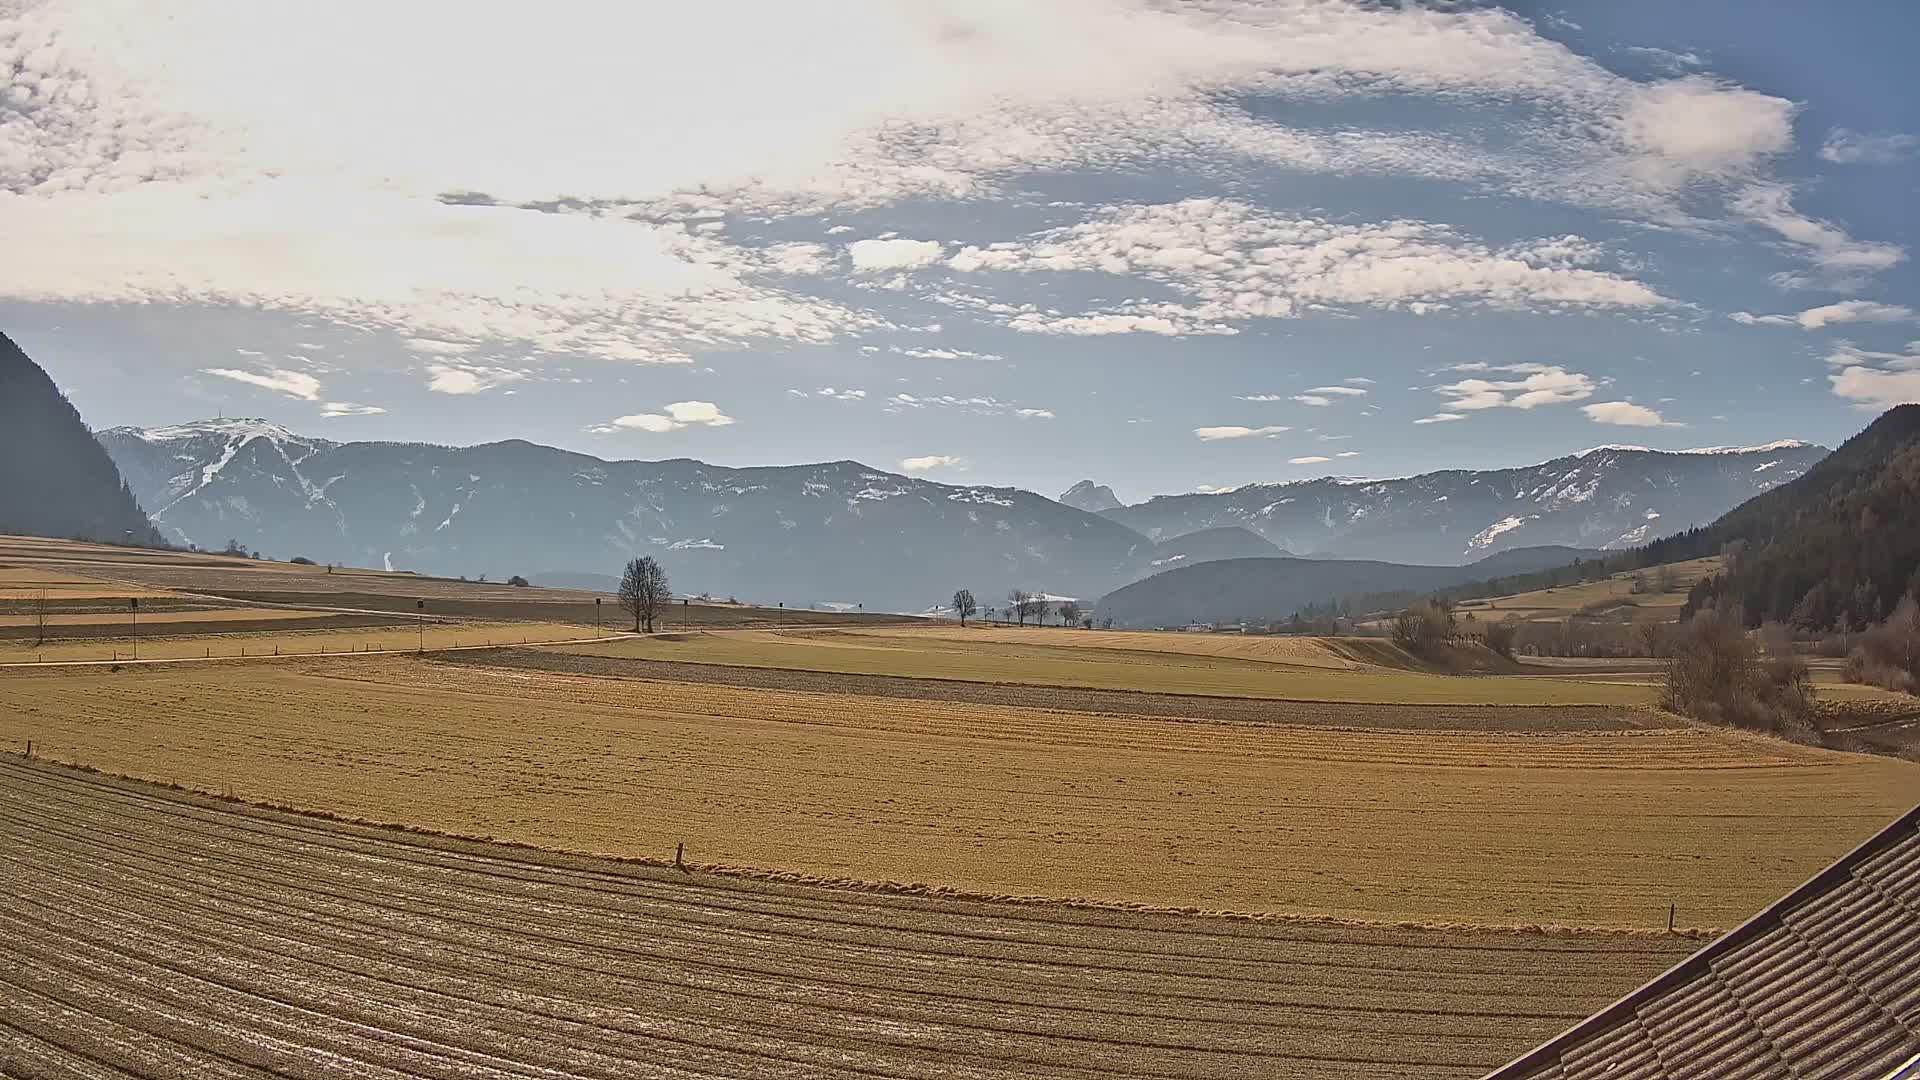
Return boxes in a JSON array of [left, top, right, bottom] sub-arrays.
[[1, 0, 1894, 381]]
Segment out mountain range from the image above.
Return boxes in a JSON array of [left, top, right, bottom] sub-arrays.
[[97, 414, 1823, 613], [1098, 441, 1826, 562]]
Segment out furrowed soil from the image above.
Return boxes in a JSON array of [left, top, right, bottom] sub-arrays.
[[4, 657, 1914, 929], [552, 630, 1655, 706], [0, 758, 1700, 1080]]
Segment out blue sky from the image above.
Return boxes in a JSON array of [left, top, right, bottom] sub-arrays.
[[3, 0, 1917, 502]]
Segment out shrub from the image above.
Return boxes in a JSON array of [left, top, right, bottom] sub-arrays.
[[1484, 618, 1518, 659], [289, 556, 316, 565], [1660, 607, 1813, 737], [507, 575, 530, 587], [1845, 596, 1920, 695]]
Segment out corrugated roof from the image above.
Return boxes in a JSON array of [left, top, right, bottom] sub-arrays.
[[1486, 803, 1920, 1080]]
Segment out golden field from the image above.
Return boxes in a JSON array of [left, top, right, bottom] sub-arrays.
[[4, 656, 1912, 930], [555, 627, 1662, 705]]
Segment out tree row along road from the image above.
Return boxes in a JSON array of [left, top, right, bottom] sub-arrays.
[[0, 757, 1696, 1080]]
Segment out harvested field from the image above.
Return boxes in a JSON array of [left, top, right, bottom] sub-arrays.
[[856, 626, 1370, 668], [463, 648, 1653, 732], [204, 590, 916, 629], [0, 621, 593, 662], [0, 757, 1701, 1080], [0, 535, 915, 629], [5, 658, 1914, 929], [552, 630, 1655, 705]]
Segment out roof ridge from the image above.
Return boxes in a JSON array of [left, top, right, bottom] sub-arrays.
[[1484, 804, 1920, 1078]]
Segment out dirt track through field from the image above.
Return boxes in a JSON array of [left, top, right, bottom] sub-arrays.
[[0, 757, 1697, 1080], [470, 648, 1649, 731]]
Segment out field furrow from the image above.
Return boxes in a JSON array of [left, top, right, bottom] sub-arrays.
[[0, 758, 1697, 1080]]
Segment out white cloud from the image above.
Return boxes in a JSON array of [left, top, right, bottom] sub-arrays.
[[1344, 377, 1376, 385], [593, 400, 736, 433], [202, 367, 321, 401], [1792, 300, 1918, 330], [1436, 365, 1597, 411], [1819, 129, 1920, 166], [403, 337, 478, 356], [1293, 395, 1332, 407], [1236, 394, 1287, 402], [1191, 483, 1235, 495], [946, 199, 1667, 335], [885, 392, 1047, 418], [848, 238, 945, 272], [900, 454, 961, 473], [1732, 184, 1906, 277], [813, 386, 867, 401], [1194, 425, 1290, 441], [1289, 455, 1331, 465], [1582, 401, 1679, 427], [0, 0, 1893, 376], [319, 401, 386, 417], [1826, 340, 1920, 410], [890, 345, 1003, 361], [1306, 385, 1368, 396], [1729, 302, 1920, 330], [1335, 450, 1362, 458], [1414, 412, 1466, 424], [1830, 368, 1920, 411], [426, 362, 529, 395]]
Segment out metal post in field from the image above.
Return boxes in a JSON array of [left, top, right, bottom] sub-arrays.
[[416, 598, 426, 652], [129, 596, 139, 660], [1668, 904, 1676, 933]]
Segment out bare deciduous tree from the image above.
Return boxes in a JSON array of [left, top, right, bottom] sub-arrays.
[[619, 556, 671, 633], [952, 588, 977, 627], [31, 589, 49, 647], [1008, 589, 1030, 627], [1057, 601, 1081, 628]]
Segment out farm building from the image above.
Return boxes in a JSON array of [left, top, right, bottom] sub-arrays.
[[1486, 803, 1920, 1079]]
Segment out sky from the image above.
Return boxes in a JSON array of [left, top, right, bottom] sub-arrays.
[[3, 0, 1918, 503]]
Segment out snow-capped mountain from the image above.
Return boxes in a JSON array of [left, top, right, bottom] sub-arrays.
[[99, 420, 1161, 611], [1099, 442, 1828, 564], [1058, 480, 1123, 514], [97, 420, 1827, 610]]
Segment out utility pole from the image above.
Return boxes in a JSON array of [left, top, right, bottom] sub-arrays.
[[595, 596, 602, 637], [416, 598, 425, 652], [129, 597, 139, 660]]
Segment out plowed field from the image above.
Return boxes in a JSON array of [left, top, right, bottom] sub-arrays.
[[4, 658, 1914, 929], [0, 757, 1698, 1080]]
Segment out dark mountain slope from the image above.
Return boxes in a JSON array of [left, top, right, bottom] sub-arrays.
[[0, 332, 159, 546], [1671, 405, 1920, 628]]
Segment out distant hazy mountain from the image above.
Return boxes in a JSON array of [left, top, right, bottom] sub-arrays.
[[1097, 545, 1602, 629], [1058, 480, 1123, 514], [100, 420, 1165, 611], [99, 419, 1818, 612], [0, 332, 159, 546], [1100, 442, 1827, 563]]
